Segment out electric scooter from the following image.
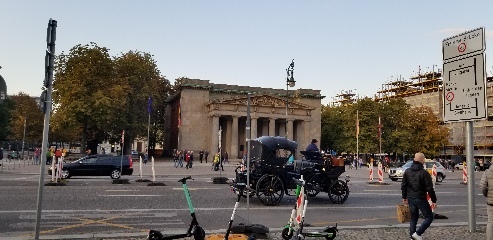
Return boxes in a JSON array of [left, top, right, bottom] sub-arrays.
[[207, 183, 255, 240], [147, 176, 206, 240], [281, 176, 337, 240]]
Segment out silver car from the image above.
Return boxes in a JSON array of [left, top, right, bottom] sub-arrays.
[[388, 160, 446, 182]]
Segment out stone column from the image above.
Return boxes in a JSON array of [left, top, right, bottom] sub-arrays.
[[251, 117, 258, 139], [211, 115, 219, 155], [231, 116, 239, 159], [269, 118, 276, 136], [287, 119, 294, 140], [303, 120, 311, 151]]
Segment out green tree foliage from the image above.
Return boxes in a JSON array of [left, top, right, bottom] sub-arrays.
[[8, 93, 44, 143], [113, 51, 170, 154], [321, 98, 449, 157], [53, 42, 117, 152], [0, 98, 14, 141]]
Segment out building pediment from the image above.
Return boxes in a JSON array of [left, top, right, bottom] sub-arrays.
[[207, 94, 314, 110]]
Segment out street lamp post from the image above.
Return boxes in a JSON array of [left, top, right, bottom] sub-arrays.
[[285, 59, 295, 138]]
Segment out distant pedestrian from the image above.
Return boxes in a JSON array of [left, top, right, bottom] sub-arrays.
[[212, 153, 219, 171], [176, 150, 184, 168], [480, 163, 493, 240], [358, 158, 363, 169], [402, 152, 436, 240], [173, 149, 179, 168], [0, 148, 3, 162], [199, 150, 204, 163], [223, 151, 229, 164], [34, 148, 40, 165], [204, 150, 209, 163]]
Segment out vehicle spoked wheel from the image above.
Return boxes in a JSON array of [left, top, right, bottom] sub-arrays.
[[110, 169, 121, 179], [61, 170, 70, 179], [256, 174, 284, 206], [328, 180, 349, 204]]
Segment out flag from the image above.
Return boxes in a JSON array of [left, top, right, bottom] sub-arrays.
[[378, 116, 383, 138], [177, 104, 181, 128], [356, 110, 359, 137], [147, 97, 153, 114]]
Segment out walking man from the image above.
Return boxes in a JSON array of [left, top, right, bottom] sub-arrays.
[[402, 152, 436, 240], [204, 150, 209, 164], [199, 150, 204, 163], [480, 161, 493, 240]]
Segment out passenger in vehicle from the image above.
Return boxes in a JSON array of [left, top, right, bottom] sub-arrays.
[[305, 139, 319, 152]]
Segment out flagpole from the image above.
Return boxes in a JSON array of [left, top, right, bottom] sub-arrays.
[[379, 116, 382, 162], [356, 110, 359, 164]]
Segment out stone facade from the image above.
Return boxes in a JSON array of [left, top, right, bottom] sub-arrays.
[[164, 79, 324, 159]]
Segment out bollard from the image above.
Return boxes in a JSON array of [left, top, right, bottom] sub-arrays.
[[462, 165, 468, 184], [369, 162, 374, 182], [377, 163, 383, 183]]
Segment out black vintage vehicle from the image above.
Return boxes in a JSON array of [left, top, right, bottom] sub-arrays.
[[231, 136, 349, 206]]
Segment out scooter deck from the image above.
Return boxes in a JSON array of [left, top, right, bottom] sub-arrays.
[[206, 233, 250, 240]]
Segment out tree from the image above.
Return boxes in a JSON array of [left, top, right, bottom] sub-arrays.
[[0, 98, 14, 141], [8, 93, 44, 144], [113, 51, 169, 154], [53, 42, 117, 153]]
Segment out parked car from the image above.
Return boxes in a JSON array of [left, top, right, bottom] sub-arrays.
[[388, 160, 446, 182], [48, 154, 133, 179], [131, 150, 145, 162], [455, 162, 464, 170]]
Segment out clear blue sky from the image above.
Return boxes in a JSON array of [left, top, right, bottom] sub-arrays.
[[1, 1, 492, 105]]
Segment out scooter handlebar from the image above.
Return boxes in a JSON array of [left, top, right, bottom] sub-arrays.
[[178, 176, 193, 183]]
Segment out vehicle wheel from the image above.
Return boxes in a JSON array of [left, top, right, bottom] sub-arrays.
[[256, 174, 285, 206], [324, 227, 337, 240], [390, 178, 398, 182], [110, 169, 121, 179], [61, 170, 71, 179], [193, 225, 206, 240], [306, 175, 325, 197], [437, 173, 444, 182], [281, 227, 293, 240], [147, 230, 163, 240], [328, 180, 349, 204]]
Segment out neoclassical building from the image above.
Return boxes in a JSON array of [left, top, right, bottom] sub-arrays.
[[164, 78, 324, 159]]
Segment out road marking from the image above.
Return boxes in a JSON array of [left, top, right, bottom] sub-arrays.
[[99, 195, 162, 197], [105, 190, 141, 192], [172, 187, 222, 191]]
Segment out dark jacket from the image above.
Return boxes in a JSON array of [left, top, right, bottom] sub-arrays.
[[401, 161, 437, 203], [305, 143, 319, 152]]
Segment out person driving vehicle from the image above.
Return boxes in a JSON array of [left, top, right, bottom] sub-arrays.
[[306, 139, 319, 152]]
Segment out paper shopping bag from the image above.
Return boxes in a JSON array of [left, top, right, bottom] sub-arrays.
[[396, 204, 410, 223]]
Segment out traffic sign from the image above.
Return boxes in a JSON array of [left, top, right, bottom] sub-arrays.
[[443, 27, 485, 61], [443, 53, 487, 123]]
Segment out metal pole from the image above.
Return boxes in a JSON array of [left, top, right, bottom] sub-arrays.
[[35, 18, 56, 240], [356, 110, 359, 166], [219, 126, 222, 178], [22, 117, 26, 158], [246, 94, 251, 222], [465, 121, 476, 232], [285, 81, 288, 137], [147, 112, 150, 160]]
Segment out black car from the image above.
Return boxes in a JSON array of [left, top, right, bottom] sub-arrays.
[[48, 154, 133, 179]]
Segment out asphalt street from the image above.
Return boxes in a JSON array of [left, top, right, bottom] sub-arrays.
[[0, 158, 489, 239]]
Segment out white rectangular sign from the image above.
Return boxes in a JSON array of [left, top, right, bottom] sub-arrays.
[[443, 54, 487, 122], [443, 27, 485, 61]]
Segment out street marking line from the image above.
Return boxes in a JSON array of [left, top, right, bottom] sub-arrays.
[[172, 187, 222, 191], [99, 195, 162, 197], [106, 190, 141, 192]]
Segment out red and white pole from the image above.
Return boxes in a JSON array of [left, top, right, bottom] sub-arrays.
[[377, 163, 383, 183], [463, 165, 468, 184]]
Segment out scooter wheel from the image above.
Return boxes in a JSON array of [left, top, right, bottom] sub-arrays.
[[193, 225, 206, 240], [324, 227, 337, 240], [147, 230, 164, 240], [281, 227, 293, 240]]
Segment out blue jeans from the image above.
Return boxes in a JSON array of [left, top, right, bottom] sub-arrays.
[[408, 197, 434, 237]]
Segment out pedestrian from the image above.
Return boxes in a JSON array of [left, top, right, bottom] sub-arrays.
[[190, 151, 194, 168], [34, 148, 40, 165], [177, 150, 184, 168], [358, 158, 363, 169], [223, 151, 229, 164], [480, 162, 493, 240], [199, 149, 204, 163], [55, 148, 62, 164], [401, 152, 436, 240], [0, 147, 3, 162], [173, 149, 179, 168], [46, 148, 52, 165], [204, 150, 209, 163], [144, 153, 148, 164], [305, 139, 319, 152], [212, 153, 219, 171]]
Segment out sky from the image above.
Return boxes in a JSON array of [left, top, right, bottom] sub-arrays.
[[1, 1, 493, 105]]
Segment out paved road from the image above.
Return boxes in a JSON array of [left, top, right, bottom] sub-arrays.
[[0, 158, 488, 239]]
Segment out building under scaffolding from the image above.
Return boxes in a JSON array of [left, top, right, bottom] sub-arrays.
[[335, 66, 493, 159]]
